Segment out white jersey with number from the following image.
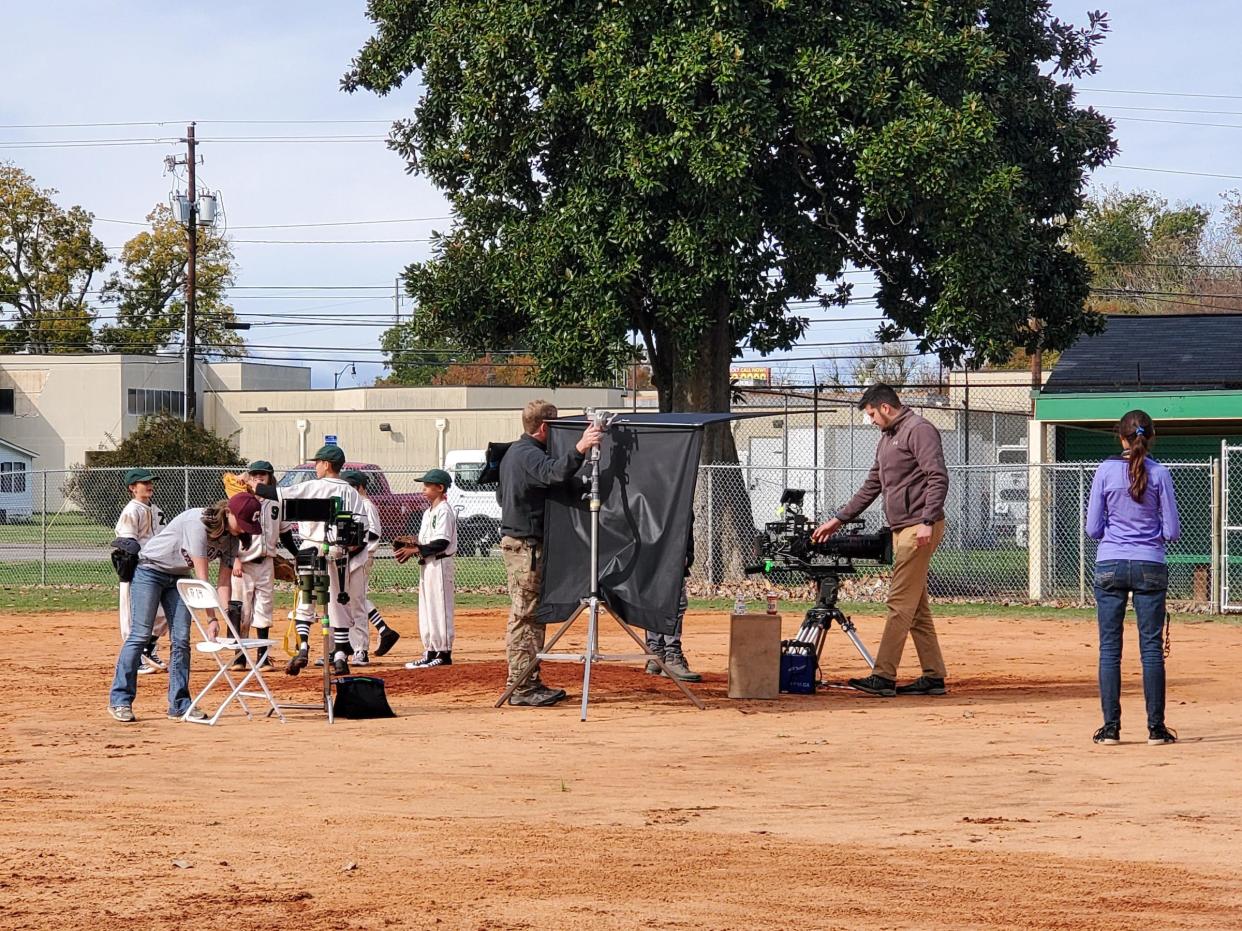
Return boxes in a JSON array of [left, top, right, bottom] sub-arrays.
[[240, 497, 291, 562], [417, 499, 457, 554], [115, 499, 164, 543]]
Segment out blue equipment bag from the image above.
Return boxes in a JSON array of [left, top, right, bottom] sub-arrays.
[[779, 640, 818, 694]]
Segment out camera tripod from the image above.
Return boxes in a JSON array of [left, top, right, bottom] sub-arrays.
[[279, 544, 350, 724], [790, 567, 876, 678]]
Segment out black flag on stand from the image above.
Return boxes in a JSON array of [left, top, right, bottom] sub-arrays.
[[538, 412, 741, 636]]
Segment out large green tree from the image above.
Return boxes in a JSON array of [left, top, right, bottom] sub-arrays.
[[0, 163, 108, 353], [346, 0, 1115, 460], [97, 204, 243, 357]]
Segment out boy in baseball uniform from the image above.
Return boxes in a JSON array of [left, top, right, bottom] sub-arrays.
[[401, 469, 456, 669], [115, 468, 167, 675], [341, 470, 401, 665], [232, 460, 296, 668]]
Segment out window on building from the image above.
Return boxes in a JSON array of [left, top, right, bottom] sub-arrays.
[[0, 462, 23, 494], [0, 389, 14, 415], [128, 388, 185, 416]]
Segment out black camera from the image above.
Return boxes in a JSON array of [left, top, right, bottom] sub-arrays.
[[332, 510, 366, 549], [282, 496, 365, 549], [748, 488, 892, 577]]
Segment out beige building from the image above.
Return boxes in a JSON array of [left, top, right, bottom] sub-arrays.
[[204, 384, 625, 470], [0, 354, 309, 474]]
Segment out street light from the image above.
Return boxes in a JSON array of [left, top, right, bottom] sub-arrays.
[[334, 363, 357, 390]]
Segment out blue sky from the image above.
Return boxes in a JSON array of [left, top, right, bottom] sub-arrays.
[[1, 1, 1238, 386]]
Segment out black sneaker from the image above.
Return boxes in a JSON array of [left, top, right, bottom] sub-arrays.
[[375, 628, 401, 657], [229, 652, 249, 670], [848, 674, 897, 697], [405, 651, 435, 670], [332, 654, 350, 676], [352, 651, 370, 667], [1093, 722, 1121, 745], [286, 649, 309, 676], [509, 685, 567, 707], [1148, 724, 1177, 746], [895, 676, 947, 696]]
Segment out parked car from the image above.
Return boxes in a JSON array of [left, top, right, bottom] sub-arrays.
[[443, 449, 502, 557], [278, 461, 428, 541]]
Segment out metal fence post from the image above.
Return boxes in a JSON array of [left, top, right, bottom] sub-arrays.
[[1212, 454, 1222, 614], [40, 471, 47, 586], [706, 467, 715, 584], [1078, 465, 1086, 606], [183, 468, 190, 512]]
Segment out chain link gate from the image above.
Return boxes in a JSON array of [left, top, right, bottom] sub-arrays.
[[1224, 443, 1242, 612]]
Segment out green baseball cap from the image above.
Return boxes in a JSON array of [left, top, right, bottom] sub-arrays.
[[341, 469, 368, 490], [416, 468, 452, 488], [246, 459, 275, 474], [123, 468, 157, 486], [311, 444, 346, 467]]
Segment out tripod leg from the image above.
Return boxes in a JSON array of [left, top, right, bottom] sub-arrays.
[[494, 604, 585, 708], [610, 608, 705, 710], [580, 601, 598, 721], [838, 617, 876, 669]]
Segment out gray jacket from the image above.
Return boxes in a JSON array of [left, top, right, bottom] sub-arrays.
[[837, 407, 949, 530]]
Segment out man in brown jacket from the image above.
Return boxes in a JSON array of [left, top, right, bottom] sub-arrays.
[[812, 384, 949, 697]]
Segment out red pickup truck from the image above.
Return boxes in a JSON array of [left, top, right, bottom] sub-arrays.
[[278, 462, 428, 541]]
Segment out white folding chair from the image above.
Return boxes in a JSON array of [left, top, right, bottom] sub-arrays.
[[177, 578, 286, 725]]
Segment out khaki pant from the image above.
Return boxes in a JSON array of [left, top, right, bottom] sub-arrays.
[[500, 536, 546, 690], [874, 521, 947, 681]]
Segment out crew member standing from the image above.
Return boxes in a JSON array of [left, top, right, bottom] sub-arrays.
[[812, 384, 949, 697], [498, 400, 601, 707], [115, 468, 167, 675]]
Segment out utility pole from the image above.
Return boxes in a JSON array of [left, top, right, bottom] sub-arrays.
[[184, 122, 198, 423]]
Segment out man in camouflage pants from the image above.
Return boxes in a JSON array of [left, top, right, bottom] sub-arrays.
[[498, 400, 601, 706]]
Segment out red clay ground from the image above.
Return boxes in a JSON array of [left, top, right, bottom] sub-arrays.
[[3, 606, 1242, 930]]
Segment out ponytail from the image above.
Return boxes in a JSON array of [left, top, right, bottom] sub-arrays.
[[201, 499, 230, 541], [1118, 410, 1155, 502]]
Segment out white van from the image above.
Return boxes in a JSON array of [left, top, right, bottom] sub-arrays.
[[993, 444, 1029, 546], [443, 449, 502, 557]]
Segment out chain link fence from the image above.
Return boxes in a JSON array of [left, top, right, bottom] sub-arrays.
[[0, 460, 1223, 609]]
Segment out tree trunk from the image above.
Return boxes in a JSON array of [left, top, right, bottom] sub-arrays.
[[655, 292, 756, 588]]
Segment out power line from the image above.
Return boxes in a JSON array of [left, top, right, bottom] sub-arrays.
[[94, 214, 452, 229], [1107, 165, 1242, 182], [1079, 87, 1242, 101]]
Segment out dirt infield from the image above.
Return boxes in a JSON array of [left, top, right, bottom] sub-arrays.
[[3, 606, 1242, 930]]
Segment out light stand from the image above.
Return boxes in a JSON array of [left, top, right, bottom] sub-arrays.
[[495, 420, 704, 720]]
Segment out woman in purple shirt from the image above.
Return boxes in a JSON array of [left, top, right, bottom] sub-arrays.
[[1086, 410, 1180, 746]]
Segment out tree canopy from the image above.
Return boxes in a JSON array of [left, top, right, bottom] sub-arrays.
[[0, 164, 108, 353], [1068, 186, 1242, 314], [97, 204, 244, 357], [346, 0, 1115, 454], [0, 164, 245, 358]]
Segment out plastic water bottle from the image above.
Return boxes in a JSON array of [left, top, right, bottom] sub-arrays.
[[733, 594, 747, 615]]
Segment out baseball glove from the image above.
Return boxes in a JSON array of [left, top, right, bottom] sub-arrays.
[[273, 554, 297, 582], [222, 471, 249, 497], [392, 535, 420, 565]]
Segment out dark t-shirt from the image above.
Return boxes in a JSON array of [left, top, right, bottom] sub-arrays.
[[498, 434, 585, 540]]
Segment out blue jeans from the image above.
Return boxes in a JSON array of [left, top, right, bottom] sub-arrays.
[[109, 565, 192, 715], [1094, 559, 1168, 730]]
